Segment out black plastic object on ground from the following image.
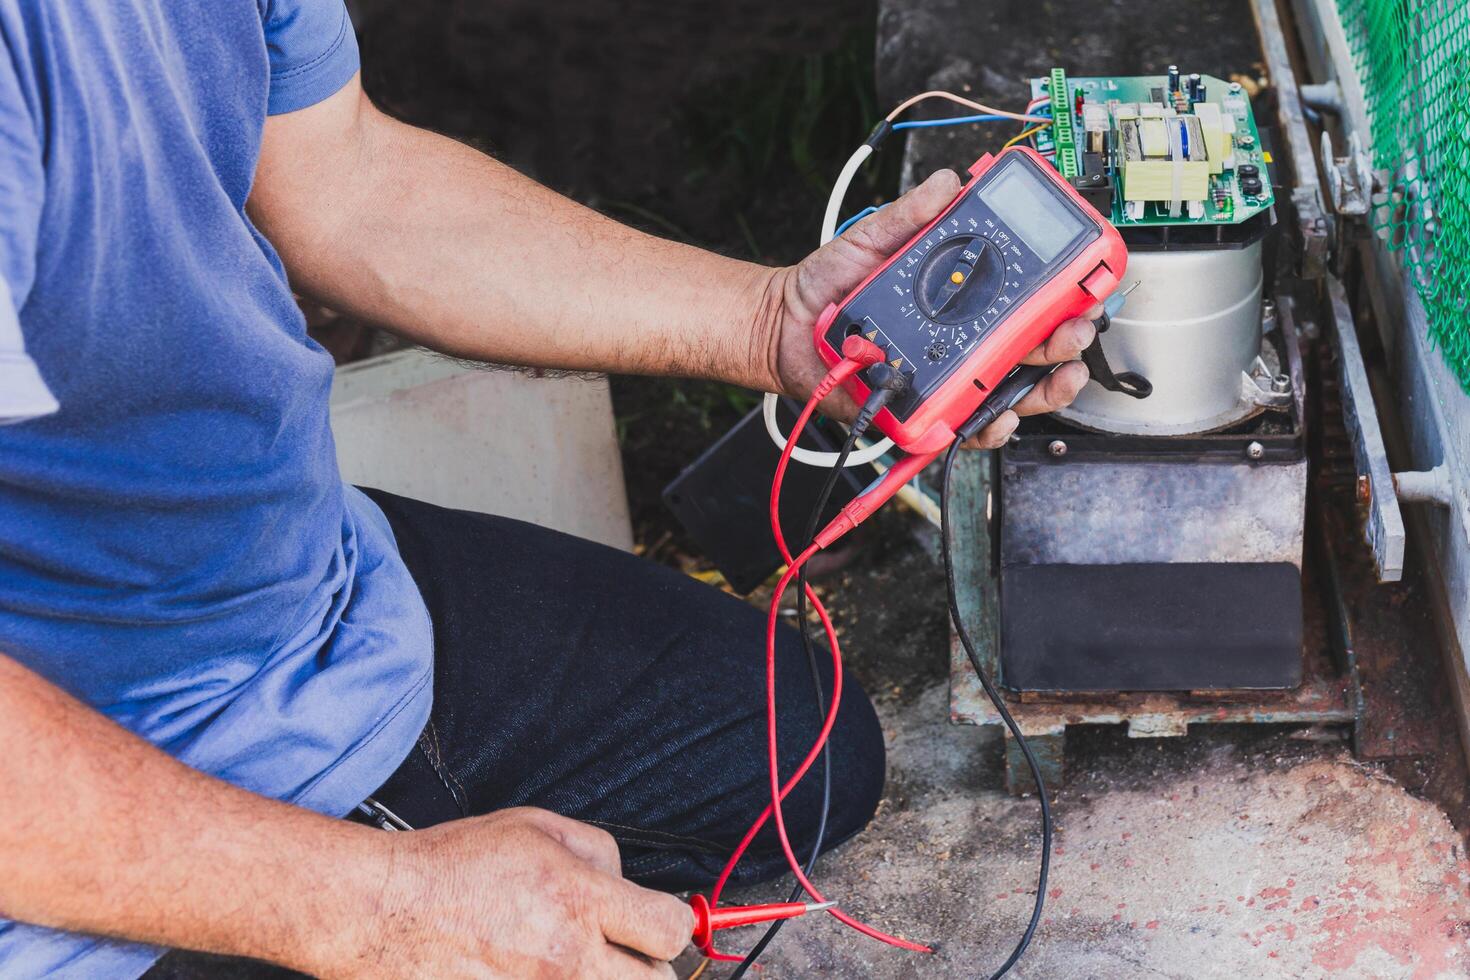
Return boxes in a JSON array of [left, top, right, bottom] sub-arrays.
[[662, 400, 872, 594]]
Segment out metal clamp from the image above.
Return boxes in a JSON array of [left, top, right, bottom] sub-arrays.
[[1321, 131, 1376, 217]]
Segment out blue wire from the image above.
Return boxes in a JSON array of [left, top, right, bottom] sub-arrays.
[[834, 205, 883, 237], [891, 112, 1008, 130], [837, 109, 1046, 238]]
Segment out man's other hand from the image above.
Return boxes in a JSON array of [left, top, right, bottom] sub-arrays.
[[336, 808, 693, 979], [759, 169, 1097, 450]]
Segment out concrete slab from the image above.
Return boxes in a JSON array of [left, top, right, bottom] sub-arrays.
[[330, 349, 632, 550], [690, 682, 1470, 978]]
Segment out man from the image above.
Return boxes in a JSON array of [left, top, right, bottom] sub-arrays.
[[0, 1, 1095, 976]]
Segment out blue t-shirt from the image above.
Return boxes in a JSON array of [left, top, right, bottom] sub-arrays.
[[0, 1, 434, 975]]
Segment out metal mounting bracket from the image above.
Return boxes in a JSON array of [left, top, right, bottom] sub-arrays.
[[1326, 275, 1406, 581], [1322, 131, 1375, 217]]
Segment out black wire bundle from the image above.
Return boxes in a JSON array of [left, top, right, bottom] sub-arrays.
[[940, 436, 1052, 979]]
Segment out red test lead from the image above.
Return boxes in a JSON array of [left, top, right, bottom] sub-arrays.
[[687, 895, 837, 950], [713, 144, 1126, 971]]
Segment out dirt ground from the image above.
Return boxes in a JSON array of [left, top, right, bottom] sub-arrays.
[[671, 509, 1470, 978], [686, 696, 1470, 978]]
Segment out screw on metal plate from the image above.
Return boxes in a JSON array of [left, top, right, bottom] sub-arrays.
[[1272, 373, 1291, 393], [1246, 441, 1265, 460], [1048, 439, 1068, 457]]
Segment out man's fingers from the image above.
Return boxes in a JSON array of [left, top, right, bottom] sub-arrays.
[[959, 360, 1091, 449], [522, 810, 624, 878], [1011, 361, 1090, 417], [840, 169, 961, 257], [599, 879, 694, 963], [1021, 315, 1098, 365], [600, 947, 678, 979], [960, 410, 1020, 450]]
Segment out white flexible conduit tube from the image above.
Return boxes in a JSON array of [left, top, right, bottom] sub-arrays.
[[763, 142, 897, 467], [821, 144, 873, 243]]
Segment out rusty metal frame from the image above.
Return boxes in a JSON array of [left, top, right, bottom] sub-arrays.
[[1249, 0, 1331, 280], [1286, 0, 1470, 752]]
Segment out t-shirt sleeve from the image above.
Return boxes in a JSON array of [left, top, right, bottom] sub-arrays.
[[260, 0, 361, 115], [0, 41, 58, 424]]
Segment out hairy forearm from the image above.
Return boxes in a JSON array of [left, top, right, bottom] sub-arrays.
[[0, 654, 385, 973], [251, 77, 783, 391]]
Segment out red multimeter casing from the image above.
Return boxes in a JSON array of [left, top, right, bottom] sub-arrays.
[[814, 147, 1126, 454]]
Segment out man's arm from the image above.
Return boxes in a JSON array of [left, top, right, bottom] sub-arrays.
[[249, 73, 782, 392], [0, 653, 691, 977], [249, 73, 1096, 448]]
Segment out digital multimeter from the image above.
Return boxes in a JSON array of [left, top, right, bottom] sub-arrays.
[[815, 147, 1127, 454]]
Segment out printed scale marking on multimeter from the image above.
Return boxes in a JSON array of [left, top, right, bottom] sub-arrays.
[[818, 149, 1113, 438], [858, 211, 1044, 394]]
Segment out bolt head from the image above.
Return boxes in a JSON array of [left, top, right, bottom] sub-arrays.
[[1272, 374, 1291, 393], [1246, 441, 1265, 460], [1048, 439, 1068, 457]]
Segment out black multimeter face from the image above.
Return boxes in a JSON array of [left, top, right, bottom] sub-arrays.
[[825, 153, 1100, 421]]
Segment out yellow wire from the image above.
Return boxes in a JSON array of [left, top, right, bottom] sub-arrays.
[[1002, 121, 1052, 150], [685, 957, 712, 980]]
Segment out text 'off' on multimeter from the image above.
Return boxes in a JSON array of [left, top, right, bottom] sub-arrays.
[[815, 147, 1127, 454]]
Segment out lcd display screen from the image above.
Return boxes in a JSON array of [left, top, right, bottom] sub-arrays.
[[978, 160, 1089, 263]]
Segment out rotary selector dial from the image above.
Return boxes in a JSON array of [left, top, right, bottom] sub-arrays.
[[914, 235, 1004, 324]]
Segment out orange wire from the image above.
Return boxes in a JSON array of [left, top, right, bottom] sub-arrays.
[[886, 90, 1048, 124]]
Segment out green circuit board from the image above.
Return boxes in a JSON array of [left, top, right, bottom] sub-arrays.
[[1028, 69, 1275, 227]]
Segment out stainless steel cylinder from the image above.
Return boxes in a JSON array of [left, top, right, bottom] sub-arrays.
[[1057, 241, 1265, 435]]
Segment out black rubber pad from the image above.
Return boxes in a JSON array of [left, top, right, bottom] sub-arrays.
[[1000, 562, 1303, 692]]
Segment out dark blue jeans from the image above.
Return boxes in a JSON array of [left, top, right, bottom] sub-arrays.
[[359, 487, 885, 890], [146, 490, 884, 978]]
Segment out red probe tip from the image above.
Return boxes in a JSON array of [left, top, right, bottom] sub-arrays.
[[688, 895, 838, 949]]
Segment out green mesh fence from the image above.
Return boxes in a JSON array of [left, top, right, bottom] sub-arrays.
[[1336, 0, 1470, 390]]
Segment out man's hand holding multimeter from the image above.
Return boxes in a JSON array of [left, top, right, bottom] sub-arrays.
[[763, 166, 1100, 452]]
